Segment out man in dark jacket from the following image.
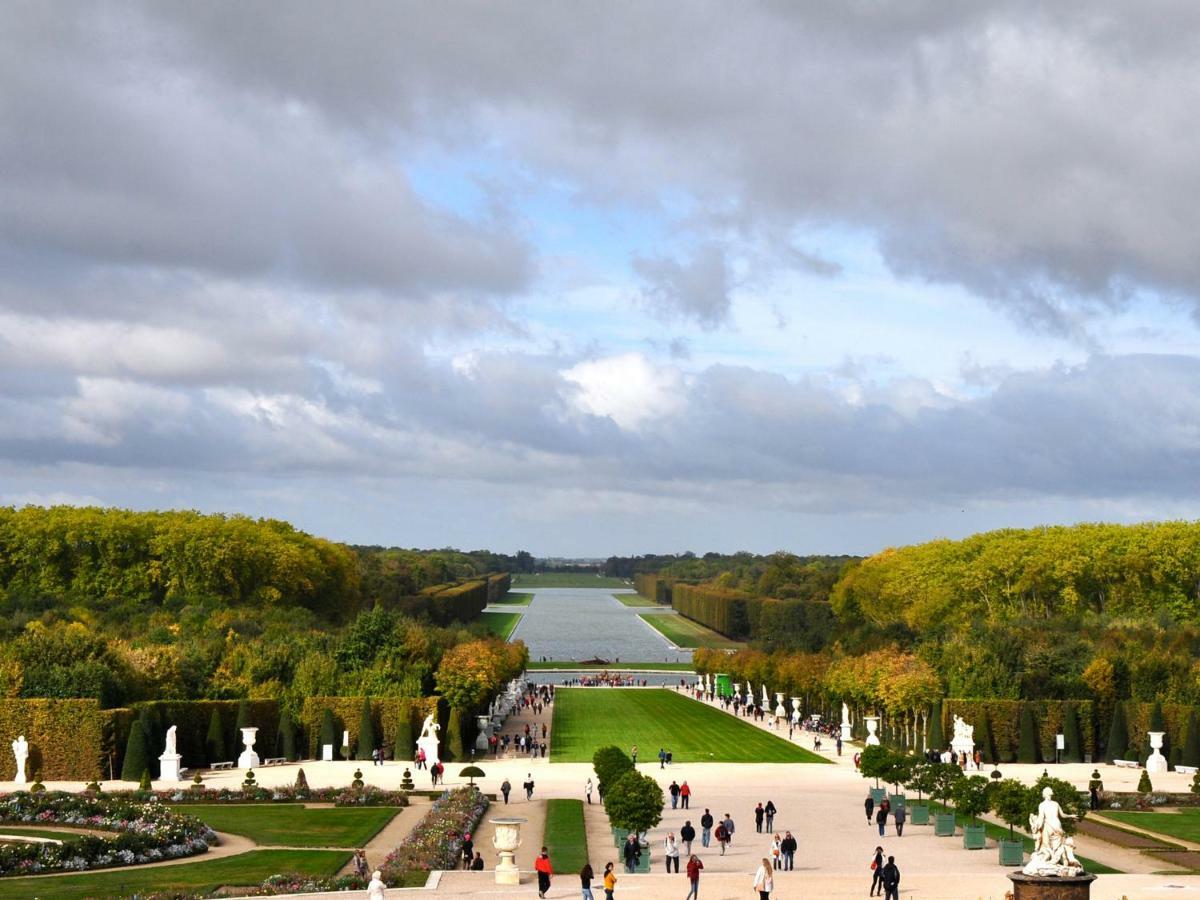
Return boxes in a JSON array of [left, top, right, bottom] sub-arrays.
[[881, 855, 900, 900], [779, 831, 797, 870], [754, 802, 765, 832], [865, 792, 875, 823], [700, 809, 714, 847], [680, 820, 696, 856], [622, 833, 641, 873]]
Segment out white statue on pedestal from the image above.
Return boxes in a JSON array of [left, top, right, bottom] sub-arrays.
[[841, 702, 853, 741], [950, 714, 976, 767], [237, 727, 260, 769], [416, 714, 441, 767], [1022, 787, 1083, 877], [11, 735, 28, 784], [160, 725, 183, 781]]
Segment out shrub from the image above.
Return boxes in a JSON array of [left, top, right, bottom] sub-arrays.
[[906, 760, 936, 803], [1106, 701, 1129, 763], [592, 745, 633, 795], [191, 771, 204, 792], [356, 698, 377, 761], [120, 720, 151, 782], [605, 770, 664, 834], [206, 708, 227, 765], [1137, 769, 1153, 794], [1017, 706, 1039, 764], [930, 762, 963, 805], [859, 745, 894, 787], [1191, 771, 1200, 796], [295, 768, 309, 795], [138, 769, 152, 791], [951, 775, 991, 824], [927, 701, 944, 751], [990, 778, 1035, 840]]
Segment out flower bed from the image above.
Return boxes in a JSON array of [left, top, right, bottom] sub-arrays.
[[380, 787, 489, 884], [0, 792, 215, 876], [159, 785, 411, 807]]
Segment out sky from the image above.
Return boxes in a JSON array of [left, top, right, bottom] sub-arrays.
[[4, 1, 1200, 557]]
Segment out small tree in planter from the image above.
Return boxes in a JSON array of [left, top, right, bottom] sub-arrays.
[[991, 778, 1034, 866], [859, 745, 893, 801], [605, 770, 663, 872], [952, 775, 991, 849], [905, 760, 936, 825], [883, 753, 915, 806], [930, 762, 963, 836]]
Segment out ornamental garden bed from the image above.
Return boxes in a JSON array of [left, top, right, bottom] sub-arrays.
[[381, 787, 489, 885], [0, 792, 215, 877]]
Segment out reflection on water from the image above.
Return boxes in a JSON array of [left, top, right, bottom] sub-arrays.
[[508, 588, 694, 663]]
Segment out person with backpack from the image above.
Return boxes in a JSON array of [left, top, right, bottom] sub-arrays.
[[500, 778, 511, 804], [714, 820, 730, 856], [764, 800, 777, 831], [881, 854, 901, 900]]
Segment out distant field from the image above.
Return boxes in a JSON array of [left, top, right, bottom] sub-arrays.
[[550, 688, 827, 763], [479, 611, 522, 640], [526, 660, 695, 671], [615, 593, 666, 607], [492, 592, 533, 606], [638, 613, 743, 649], [512, 572, 630, 588]]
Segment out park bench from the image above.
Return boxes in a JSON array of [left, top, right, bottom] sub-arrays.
[[1112, 759, 1140, 768], [210, 761, 235, 770], [262, 757, 287, 766], [1177, 765, 1198, 775]]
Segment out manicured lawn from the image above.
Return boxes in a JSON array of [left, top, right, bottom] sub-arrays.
[[550, 688, 827, 763], [543, 799, 589, 872], [172, 804, 398, 847], [479, 611, 522, 640], [0, 849, 350, 900], [1102, 809, 1200, 843], [638, 613, 743, 649], [616, 593, 666, 607], [492, 592, 533, 606], [0, 825, 87, 842], [527, 661, 695, 671], [512, 573, 629, 588]]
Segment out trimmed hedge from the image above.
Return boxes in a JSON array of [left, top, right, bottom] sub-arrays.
[[0, 699, 110, 780], [671, 583, 831, 645], [486, 573, 511, 602], [385, 579, 492, 625], [941, 700, 1096, 763], [634, 574, 678, 604], [300, 696, 437, 760], [672, 584, 756, 639], [115, 700, 280, 772]]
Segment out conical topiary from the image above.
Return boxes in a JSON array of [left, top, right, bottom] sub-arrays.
[[138, 769, 152, 791], [277, 711, 299, 762], [139, 708, 162, 759], [356, 698, 377, 761], [206, 708, 227, 765], [1183, 709, 1200, 769], [1137, 769, 1153, 794], [319, 709, 338, 757], [974, 711, 995, 764], [400, 767, 414, 790], [294, 767, 310, 795], [1062, 703, 1083, 763], [1017, 705, 1040, 764], [121, 720, 151, 782], [394, 709, 414, 764], [446, 709, 464, 762], [1106, 702, 1129, 763], [927, 701, 945, 752]]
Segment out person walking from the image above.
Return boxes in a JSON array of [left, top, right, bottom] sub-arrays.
[[864, 791, 875, 823], [754, 802, 765, 833], [685, 854, 703, 900], [580, 862, 596, 900], [769, 832, 782, 870], [367, 869, 386, 900], [670, 780, 681, 809], [869, 846, 885, 896], [836, 734, 843, 756], [722, 813, 735, 845], [780, 831, 796, 871], [586, 777, 594, 805], [524, 774, 535, 801], [659, 747, 668, 769], [680, 781, 691, 809], [631, 744, 638, 765], [700, 809, 714, 848], [752, 857, 775, 900], [664, 832, 680, 873], [501, 778, 511, 804], [894, 803, 906, 837], [622, 833, 641, 873], [764, 800, 776, 832], [714, 820, 729, 856], [881, 855, 900, 900], [535, 847, 553, 899], [680, 820, 695, 856], [461, 832, 473, 868], [603, 862, 617, 900], [876, 799, 890, 837]]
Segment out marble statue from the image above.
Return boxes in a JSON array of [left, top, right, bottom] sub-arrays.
[[164, 725, 177, 756], [11, 735, 28, 784], [952, 715, 974, 743], [840, 702, 853, 741], [416, 713, 441, 767], [160, 725, 183, 781], [1022, 787, 1083, 877]]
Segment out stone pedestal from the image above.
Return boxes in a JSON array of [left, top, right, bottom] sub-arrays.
[[951, 736, 976, 767], [322, 744, 334, 761], [491, 817, 526, 885], [1007, 872, 1096, 899], [159, 753, 183, 782], [237, 727, 260, 769]]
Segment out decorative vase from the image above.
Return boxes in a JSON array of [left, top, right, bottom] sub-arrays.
[[491, 817, 526, 885], [237, 727, 260, 769]]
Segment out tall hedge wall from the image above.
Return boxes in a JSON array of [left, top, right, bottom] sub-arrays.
[[487, 573, 511, 602], [672, 584, 756, 639], [635, 574, 678, 605], [671, 583, 830, 646], [418, 580, 489, 625], [942, 700, 1096, 763], [115, 700, 281, 772], [300, 696, 438, 760], [0, 699, 109, 780]]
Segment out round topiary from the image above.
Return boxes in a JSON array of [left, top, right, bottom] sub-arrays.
[[30, 774, 45, 793], [243, 769, 257, 790], [85, 780, 101, 794], [352, 768, 365, 789], [400, 768, 414, 790], [191, 771, 204, 791]]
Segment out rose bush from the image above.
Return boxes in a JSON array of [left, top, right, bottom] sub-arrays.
[[380, 787, 488, 884]]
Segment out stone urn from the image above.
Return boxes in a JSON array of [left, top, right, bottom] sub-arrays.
[[476, 715, 492, 752], [1147, 731, 1168, 773], [491, 817, 526, 885], [774, 692, 787, 719], [237, 727, 261, 768], [865, 716, 881, 746], [790, 697, 802, 723]]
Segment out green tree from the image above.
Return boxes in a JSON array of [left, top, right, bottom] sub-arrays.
[[605, 770, 664, 835], [356, 698, 377, 760], [927, 701, 944, 751], [120, 720, 151, 782], [1106, 702, 1129, 763], [445, 708, 464, 761], [593, 745, 634, 795], [859, 745, 894, 788], [206, 708, 226, 765], [951, 775, 991, 824], [319, 708, 338, 754], [1137, 769, 1153, 794], [930, 762, 963, 807], [1183, 709, 1200, 769], [1017, 706, 1040, 764], [990, 778, 1035, 840], [905, 760, 936, 804]]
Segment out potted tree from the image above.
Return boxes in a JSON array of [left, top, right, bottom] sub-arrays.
[[931, 762, 963, 836], [884, 753, 914, 810], [952, 775, 991, 849], [592, 745, 634, 846], [605, 770, 663, 872], [991, 778, 1032, 866], [859, 745, 892, 804], [905, 760, 935, 825]]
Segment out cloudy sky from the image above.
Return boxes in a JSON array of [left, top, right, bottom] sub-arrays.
[[4, 1, 1200, 556]]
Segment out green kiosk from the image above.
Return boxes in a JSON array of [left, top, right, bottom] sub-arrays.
[[715, 673, 732, 699]]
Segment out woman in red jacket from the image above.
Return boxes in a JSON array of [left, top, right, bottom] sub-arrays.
[[685, 854, 704, 900], [535, 847, 553, 898]]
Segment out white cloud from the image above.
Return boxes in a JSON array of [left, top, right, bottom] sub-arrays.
[[561, 353, 685, 431]]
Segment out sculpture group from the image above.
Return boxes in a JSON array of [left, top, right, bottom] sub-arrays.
[[1022, 787, 1084, 877]]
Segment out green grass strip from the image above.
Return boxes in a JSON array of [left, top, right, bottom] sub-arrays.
[[544, 798, 590, 873], [0, 849, 350, 900], [478, 611, 522, 640], [615, 593, 666, 607], [550, 688, 828, 764], [492, 592, 533, 606], [1099, 809, 1200, 845], [512, 573, 630, 588], [638, 613, 743, 649], [172, 804, 398, 848]]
